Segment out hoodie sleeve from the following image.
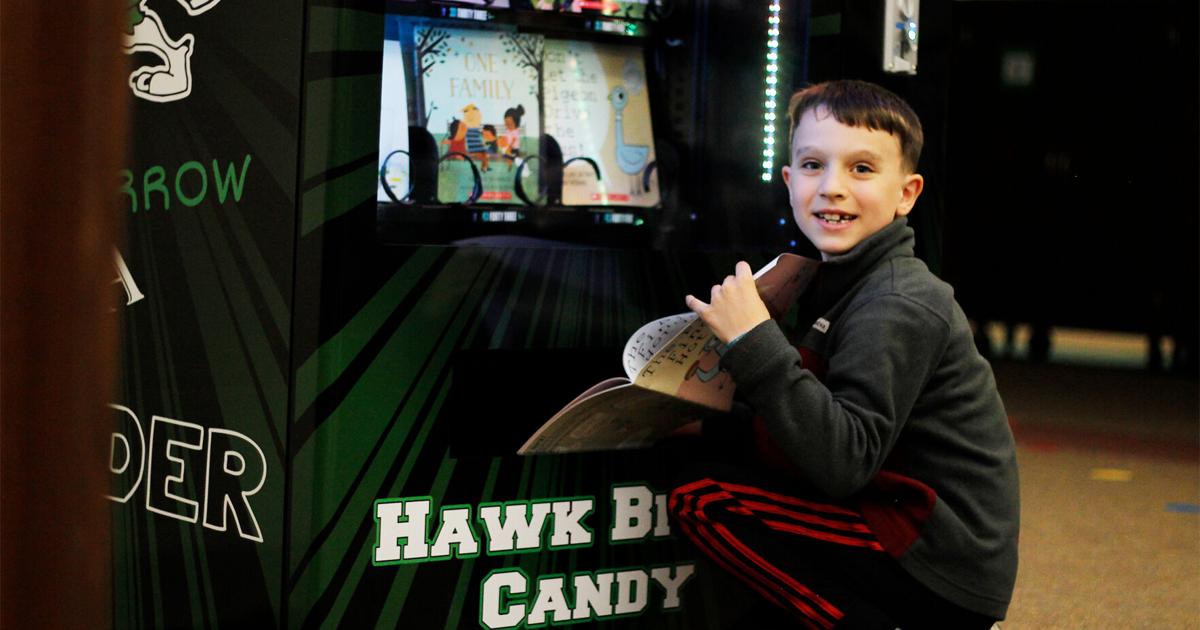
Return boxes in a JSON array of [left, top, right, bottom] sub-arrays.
[[719, 293, 951, 498]]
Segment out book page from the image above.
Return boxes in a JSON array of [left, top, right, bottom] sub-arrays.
[[630, 253, 819, 410], [560, 376, 631, 409], [518, 383, 720, 455], [622, 313, 696, 380], [633, 316, 726, 407]]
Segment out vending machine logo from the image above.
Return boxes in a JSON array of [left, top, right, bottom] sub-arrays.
[[123, 0, 222, 102], [372, 485, 696, 628]]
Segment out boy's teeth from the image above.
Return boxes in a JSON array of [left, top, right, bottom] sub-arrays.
[[818, 213, 854, 223]]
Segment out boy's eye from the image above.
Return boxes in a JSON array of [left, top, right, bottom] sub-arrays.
[[852, 163, 875, 174], [799, 160, 822, 170]]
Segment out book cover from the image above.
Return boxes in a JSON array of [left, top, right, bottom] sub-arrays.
[[419, 26, 542, 204], [543, 39, 659, 207]]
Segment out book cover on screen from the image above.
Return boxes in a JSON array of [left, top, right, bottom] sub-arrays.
[[421, 26, 542, 204], [379, 18, 543, 204], [543, 39, 660, 207]]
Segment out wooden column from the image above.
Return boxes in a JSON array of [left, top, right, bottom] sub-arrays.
[[2, 2, 128, 627]]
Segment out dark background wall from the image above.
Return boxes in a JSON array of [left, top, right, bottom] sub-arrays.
[[943, 1, 1197, 356], [662, 0, 1197, 368]]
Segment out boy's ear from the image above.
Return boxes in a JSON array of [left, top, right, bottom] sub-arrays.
[[895, 173, 924, 217], [780, 165, 797, 209]]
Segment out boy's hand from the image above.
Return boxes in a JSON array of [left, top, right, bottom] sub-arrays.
[[685, 261, 772, 343]]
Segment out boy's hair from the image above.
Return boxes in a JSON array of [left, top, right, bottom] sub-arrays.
[[788, 80, 924, 172]]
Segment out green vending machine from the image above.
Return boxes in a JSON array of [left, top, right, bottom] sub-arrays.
[[113, 1, 795, 627]]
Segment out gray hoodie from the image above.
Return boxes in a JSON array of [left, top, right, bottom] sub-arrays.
[[718, 218, 1019, 619]]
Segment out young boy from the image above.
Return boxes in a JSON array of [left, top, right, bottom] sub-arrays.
[[675, 80, 1019, 628]]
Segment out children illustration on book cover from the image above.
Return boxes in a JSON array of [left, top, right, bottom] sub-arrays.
[[420, 27, 541, 203], [500, 105, 525, 170], [378, 18, 541, 204]]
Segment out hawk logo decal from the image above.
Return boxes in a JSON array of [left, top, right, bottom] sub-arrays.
[[123, 0, 221, 102]]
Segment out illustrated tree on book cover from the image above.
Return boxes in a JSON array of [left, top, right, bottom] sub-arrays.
[[412, 26, 450, 127], [501, 32, 545, 107]]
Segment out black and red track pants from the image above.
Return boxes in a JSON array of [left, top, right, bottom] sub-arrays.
[[669, 476, 996, 630]]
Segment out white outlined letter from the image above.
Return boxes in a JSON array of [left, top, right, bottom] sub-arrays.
[[550, 499, 594, 547], [146, 415, 204, 523], [375, 499, 431, 562], [611, 486, 654, 541], [429, 507, 479, 558], [614, 570, 649, 615], [480, 570, 527, 629], [478, 503, 552, 553], [112, 247, 146, 307], [201, 428, 267, 543], [651, 564, 695, 609], [106, 404, 146, 503]]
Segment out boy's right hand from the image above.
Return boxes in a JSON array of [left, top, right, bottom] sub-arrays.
[[685, 261, 772, 343]]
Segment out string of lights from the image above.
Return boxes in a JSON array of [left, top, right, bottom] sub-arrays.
[[761, 1, 782, 182]]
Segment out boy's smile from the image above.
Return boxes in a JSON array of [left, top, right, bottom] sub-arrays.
[[782, 107, 923, 260]]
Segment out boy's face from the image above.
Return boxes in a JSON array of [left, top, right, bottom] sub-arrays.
[[782, 107, 923, 260]]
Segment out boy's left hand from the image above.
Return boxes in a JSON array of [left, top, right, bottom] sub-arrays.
[[685, 261, 772, 343]]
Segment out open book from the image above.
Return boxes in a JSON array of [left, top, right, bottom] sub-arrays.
[[518, 254, 819, 455]]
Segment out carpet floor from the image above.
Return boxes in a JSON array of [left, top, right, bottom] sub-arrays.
[[994, 361, 1198, 629]]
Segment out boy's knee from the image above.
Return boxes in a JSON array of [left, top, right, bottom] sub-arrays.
[[666, 478, 705, 520]]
